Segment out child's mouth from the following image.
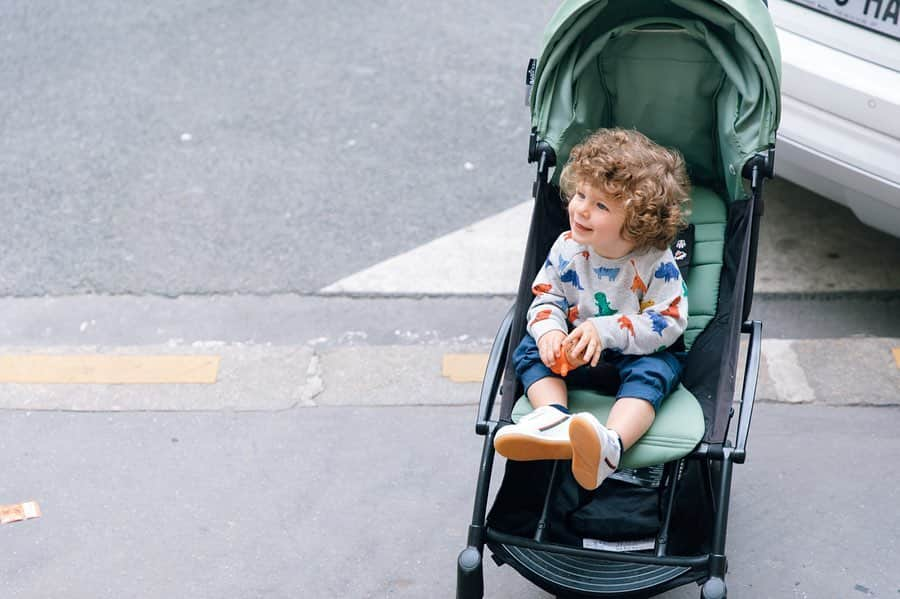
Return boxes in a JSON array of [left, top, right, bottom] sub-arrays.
[[573, 222, 592, 233]]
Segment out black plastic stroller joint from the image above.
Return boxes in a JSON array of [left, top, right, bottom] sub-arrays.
[[528, 127, 557, 166], [741, 147, 775, 204], [528, 127, 557, 199]]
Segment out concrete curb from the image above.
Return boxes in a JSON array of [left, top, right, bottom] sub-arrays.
[[0, 336, 895, 412]]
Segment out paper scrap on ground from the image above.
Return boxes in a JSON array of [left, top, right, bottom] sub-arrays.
[[0, 501, 41, 524]]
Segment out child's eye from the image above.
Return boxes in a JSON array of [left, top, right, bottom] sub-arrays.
[[596, 202, 608, 211]]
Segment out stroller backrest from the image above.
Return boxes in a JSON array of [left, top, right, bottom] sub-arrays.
[[583, 24, 725, 187]]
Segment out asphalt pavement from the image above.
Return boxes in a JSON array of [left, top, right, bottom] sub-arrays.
[[0, 0, 551, 296]]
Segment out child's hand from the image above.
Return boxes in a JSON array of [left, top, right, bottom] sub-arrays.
[[537, 330, 566, 369], [563, 342, 590, 369], [565, 322, 602, 367]]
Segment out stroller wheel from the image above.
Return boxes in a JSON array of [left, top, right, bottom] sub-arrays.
[[701, 577, 727, 599], [456, 546, 484, 599]]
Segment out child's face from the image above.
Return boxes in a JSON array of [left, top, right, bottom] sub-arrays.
[[568, 182, 635, 259]]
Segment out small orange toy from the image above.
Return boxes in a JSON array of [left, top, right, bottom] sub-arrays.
[[550, 351, 574, 377]]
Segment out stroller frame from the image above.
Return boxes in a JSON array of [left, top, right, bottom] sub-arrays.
[[457, 146, 773, 599]]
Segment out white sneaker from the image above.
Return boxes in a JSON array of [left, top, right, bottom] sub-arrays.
[[568, 412, 621, 490], [493, 405, 573, 461]]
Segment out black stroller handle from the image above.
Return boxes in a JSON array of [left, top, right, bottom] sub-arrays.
[[475, 304, 515, 435]]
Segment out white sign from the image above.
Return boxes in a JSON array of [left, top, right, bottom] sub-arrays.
[[788, 0, 900, 40]]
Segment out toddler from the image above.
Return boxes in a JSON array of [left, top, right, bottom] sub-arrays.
[[494, 128, 690, 490]]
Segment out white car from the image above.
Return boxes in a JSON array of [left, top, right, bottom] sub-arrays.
[[770, 0, 900, 238]]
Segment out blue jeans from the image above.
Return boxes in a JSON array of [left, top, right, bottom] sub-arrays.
[[513, 334, 684, 411]]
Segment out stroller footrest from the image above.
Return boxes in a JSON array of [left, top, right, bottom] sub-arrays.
[[500, 543, 691, 596]]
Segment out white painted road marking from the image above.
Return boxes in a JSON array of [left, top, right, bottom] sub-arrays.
[[762, 339, 816, 403], [321, 200, 531, 295]]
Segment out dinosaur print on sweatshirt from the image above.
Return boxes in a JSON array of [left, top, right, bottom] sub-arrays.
[[654, 261, 680, 283], [594, 292, 618, 316], [529, 309, 553, 327], [660, 296, 682, 319], [645, 310, 669, 336], [630, 259, 648, 295], [560, 269, 583, 290], [618, 315, 635, 337], [568, 305, 579, 323], [532, 283, 553, 296], [558, 256, 583, 290], [593, 266, 620, 282]]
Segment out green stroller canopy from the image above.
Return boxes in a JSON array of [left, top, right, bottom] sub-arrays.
[[531, 0, 781, 201]]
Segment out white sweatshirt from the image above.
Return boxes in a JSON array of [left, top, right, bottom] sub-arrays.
[[526, 232, 688, 355]]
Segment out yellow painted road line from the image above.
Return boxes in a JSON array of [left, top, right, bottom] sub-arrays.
[[893, 348, 900, 369], [0, 355, 220, 384], [442, 353, 489, 383]]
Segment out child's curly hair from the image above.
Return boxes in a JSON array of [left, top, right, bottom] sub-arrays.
[[559, 128, 691, 251]]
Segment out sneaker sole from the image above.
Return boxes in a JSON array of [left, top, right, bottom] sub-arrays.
[[493, 433, 573, 461], [569, 415, 602, 490]]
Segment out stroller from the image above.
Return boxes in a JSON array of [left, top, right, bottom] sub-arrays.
[[457, 1, 780, 598]]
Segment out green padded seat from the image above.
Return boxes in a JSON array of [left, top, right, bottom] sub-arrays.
[[511, 187, 726, 467], [512, 386, 704, 469]]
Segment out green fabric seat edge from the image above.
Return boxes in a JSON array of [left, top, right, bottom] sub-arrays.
[[511, 385, 705, 469]]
